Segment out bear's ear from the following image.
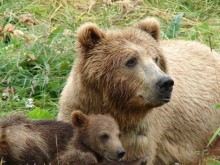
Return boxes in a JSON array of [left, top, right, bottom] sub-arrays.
[[71, 111, 89, 128], [134, 17, 160, 41], [76, 23, 105, 51]]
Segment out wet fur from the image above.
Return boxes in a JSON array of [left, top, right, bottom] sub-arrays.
[[0, 115, 73, 165], [54, 111, 147, 165], [0, 115, 147, 165], [58, 17, 220, 164]]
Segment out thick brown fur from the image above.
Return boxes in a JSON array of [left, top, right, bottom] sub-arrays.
[[58, 17, 220, 164], [54, 111, 147, 165], [0, 114, 147, 165], [0, 115, 73, 165]]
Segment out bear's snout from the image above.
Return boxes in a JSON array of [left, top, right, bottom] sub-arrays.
[[116, 149, 125, 159], [156, 76, 174, 101]]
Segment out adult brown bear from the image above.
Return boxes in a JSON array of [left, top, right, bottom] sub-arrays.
[[58, 17, 220, 164]]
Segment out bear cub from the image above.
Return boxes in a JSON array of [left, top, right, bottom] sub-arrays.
[[55, 111, 147, 165], [0, 113, 147, 165]]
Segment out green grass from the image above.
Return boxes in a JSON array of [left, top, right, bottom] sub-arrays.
[[0, 0, 219, 118]]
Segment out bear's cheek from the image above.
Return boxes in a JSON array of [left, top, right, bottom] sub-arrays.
[[137, 62, 173, 106]]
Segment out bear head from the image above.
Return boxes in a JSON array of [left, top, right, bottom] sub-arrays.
[[75, 17, 174, 114], [71, 111, 125, 161]]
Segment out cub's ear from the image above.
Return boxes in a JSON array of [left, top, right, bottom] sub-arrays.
[[71, 111, 89, 128], [134, 17, 160, 41], [76, 23, 105, 51]]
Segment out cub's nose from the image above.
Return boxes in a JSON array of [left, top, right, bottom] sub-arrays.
[[156, 76, 174, 94], [116, 149, 125, 159]]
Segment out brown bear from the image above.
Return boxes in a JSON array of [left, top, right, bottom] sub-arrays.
[[54, 111, 148, 165], [0, 114, 147, 165], [58, 17, 220, 164], [0, 115, 73, 165]]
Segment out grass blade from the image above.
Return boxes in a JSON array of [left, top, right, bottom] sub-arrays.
[[207, 127, 220, 147]]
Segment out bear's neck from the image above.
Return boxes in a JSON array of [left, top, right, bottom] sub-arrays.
[[69, 69, 153, 131], [111, 108, 152, 134], [73, 86, 152, 131]]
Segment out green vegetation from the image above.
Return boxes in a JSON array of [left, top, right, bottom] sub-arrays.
[[0, 0, 219, 117], [1, 0, 219, 117]]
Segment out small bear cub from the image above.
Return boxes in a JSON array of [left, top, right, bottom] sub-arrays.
[[55, 111, 147, 165]]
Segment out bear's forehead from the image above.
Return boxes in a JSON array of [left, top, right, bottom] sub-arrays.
[[96, 39, 159, 60], [104, 28, 155, 43], [99, 29, 159, 55], [89, 123, 119, 134], [90, 115, 116, 123], [89, 115, 119, 129]]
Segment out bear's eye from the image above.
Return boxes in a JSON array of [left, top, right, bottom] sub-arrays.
[[118, 133, 122, 138], [154, 56, 159, 63], [100, 133, 109, 141], [126, 58, 137, 67]]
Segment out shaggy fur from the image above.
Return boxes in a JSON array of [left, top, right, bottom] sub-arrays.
[[0, 114, 146, 165], [58, 17, 220, 164], [54, 111, 147, 165], [0, 115, 73, 165]]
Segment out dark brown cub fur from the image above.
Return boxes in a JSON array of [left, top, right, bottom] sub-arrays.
[[0, 115, 73, 165], [53, 111, 147, 165]]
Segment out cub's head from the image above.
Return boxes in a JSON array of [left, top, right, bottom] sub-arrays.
[[76, 17, 174, 113], [72, 111, 125, 161]]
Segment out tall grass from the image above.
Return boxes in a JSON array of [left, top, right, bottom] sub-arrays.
[[0, 0, 219, 118]]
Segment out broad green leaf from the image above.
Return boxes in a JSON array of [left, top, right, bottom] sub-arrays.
[[166, 13, 184, 39], [27, 107, 55, 119], [215, 104, 220, 109]]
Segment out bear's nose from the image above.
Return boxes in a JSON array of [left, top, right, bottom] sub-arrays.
[[156, 76, 174, 94], [116, 149, 125, 159]]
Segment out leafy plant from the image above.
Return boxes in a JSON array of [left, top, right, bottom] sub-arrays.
[[27, 107, 55, 119], [206, 158, 220, 165], [215, 104, 220, 109], [166, 13, 184, 39], [0, 0, 219, 117]]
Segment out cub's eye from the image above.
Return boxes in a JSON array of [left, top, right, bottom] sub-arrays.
[[118, 133, 122, 138], [100, 133, 109, 141], [154, 56, 159, 63], [126, 58, 137, 67]]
